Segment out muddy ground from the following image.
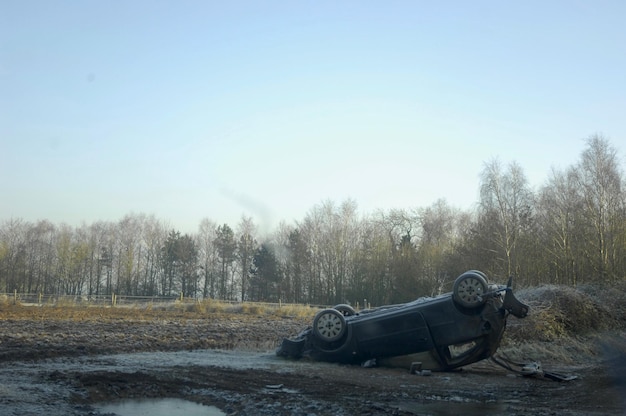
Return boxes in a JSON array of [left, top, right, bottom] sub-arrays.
[[0, 304, 625, 415]]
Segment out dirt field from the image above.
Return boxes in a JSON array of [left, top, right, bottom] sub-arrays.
[[0, 302, 625, 415]]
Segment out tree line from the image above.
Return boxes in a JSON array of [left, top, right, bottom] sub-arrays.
[[1, 135, 624, 306]]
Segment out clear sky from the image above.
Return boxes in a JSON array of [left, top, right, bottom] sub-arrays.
[[1, 1, 625, 234]]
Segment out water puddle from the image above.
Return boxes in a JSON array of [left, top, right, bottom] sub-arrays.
[[395, 400, 505, 415], [95, 398, 225, 416]]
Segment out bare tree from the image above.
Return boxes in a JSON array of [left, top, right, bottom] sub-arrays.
[[298, 205, 325, 304], [0, 219, 28, 293], [24, 220, 56, 293], [286, 226, 308, 303], [479, 159, 534, 279], [574, 135, 624, 281], [140, 216, 167, 296], [236, 216, 258, 301], [373, 208, 421, 303], [267, 221, 299, 303], [348, 214, 393, 306], [197, 218, 219, 299], [313, 199, 359, 304], [115, 215, 142, 295], [417, 199, 462, 294], [537, 167, 583, 285]]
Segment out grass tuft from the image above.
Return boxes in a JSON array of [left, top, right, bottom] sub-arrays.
[[271, 303, 318, 319]]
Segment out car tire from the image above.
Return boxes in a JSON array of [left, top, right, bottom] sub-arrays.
[[313, 308, 347, 342], [453, 271, 488, 308], [466, 269, 488, 282], [333, 304, 357, 316]]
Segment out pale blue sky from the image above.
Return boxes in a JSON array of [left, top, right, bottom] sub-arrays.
[[1, 1, 625, 233]]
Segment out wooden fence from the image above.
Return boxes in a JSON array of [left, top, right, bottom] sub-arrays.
[[0, 291, 329, 310]]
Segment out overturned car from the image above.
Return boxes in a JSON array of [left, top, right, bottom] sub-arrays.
[[277, 270, 529, 371]]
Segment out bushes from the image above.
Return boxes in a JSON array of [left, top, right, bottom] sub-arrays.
[[509, 285, 621, 343], [498, 283, 626, 363]]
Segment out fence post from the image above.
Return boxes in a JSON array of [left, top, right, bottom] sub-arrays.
[[14, 290, 17, 305], [180, 292, 183, 302], [112, 292, 116, 307], [39, 292, 42, 305]]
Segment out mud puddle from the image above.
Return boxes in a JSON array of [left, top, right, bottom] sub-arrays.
[[95, 398, 225, 416], [393, 400, 505, 415], [0, 349, 351, 416], [1, 348, 622, 415]]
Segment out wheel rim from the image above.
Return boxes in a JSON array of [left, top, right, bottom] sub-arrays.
[[315, 312, 344, 341], [456, 276, 485, 306]]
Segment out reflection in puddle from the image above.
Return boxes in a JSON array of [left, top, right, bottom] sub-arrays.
[[96, 398, 225, 416]]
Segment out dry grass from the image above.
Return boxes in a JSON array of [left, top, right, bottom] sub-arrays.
[[500, 282, 626, 364], [0, 297, 317, 324], [182, 299, 317, 319], [271, 303, 319, 319]]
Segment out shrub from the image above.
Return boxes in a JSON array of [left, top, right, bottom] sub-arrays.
[[508, 285, 619, 343]]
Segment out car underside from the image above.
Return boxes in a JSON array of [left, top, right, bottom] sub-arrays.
[[277, 270, 529, 371]]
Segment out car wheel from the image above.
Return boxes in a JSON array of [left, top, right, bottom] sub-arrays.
[[333, 304, 356, 316], [313, 308, 347, 342], [466, 269, 488, 282], [453, 271, 488, 308]]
